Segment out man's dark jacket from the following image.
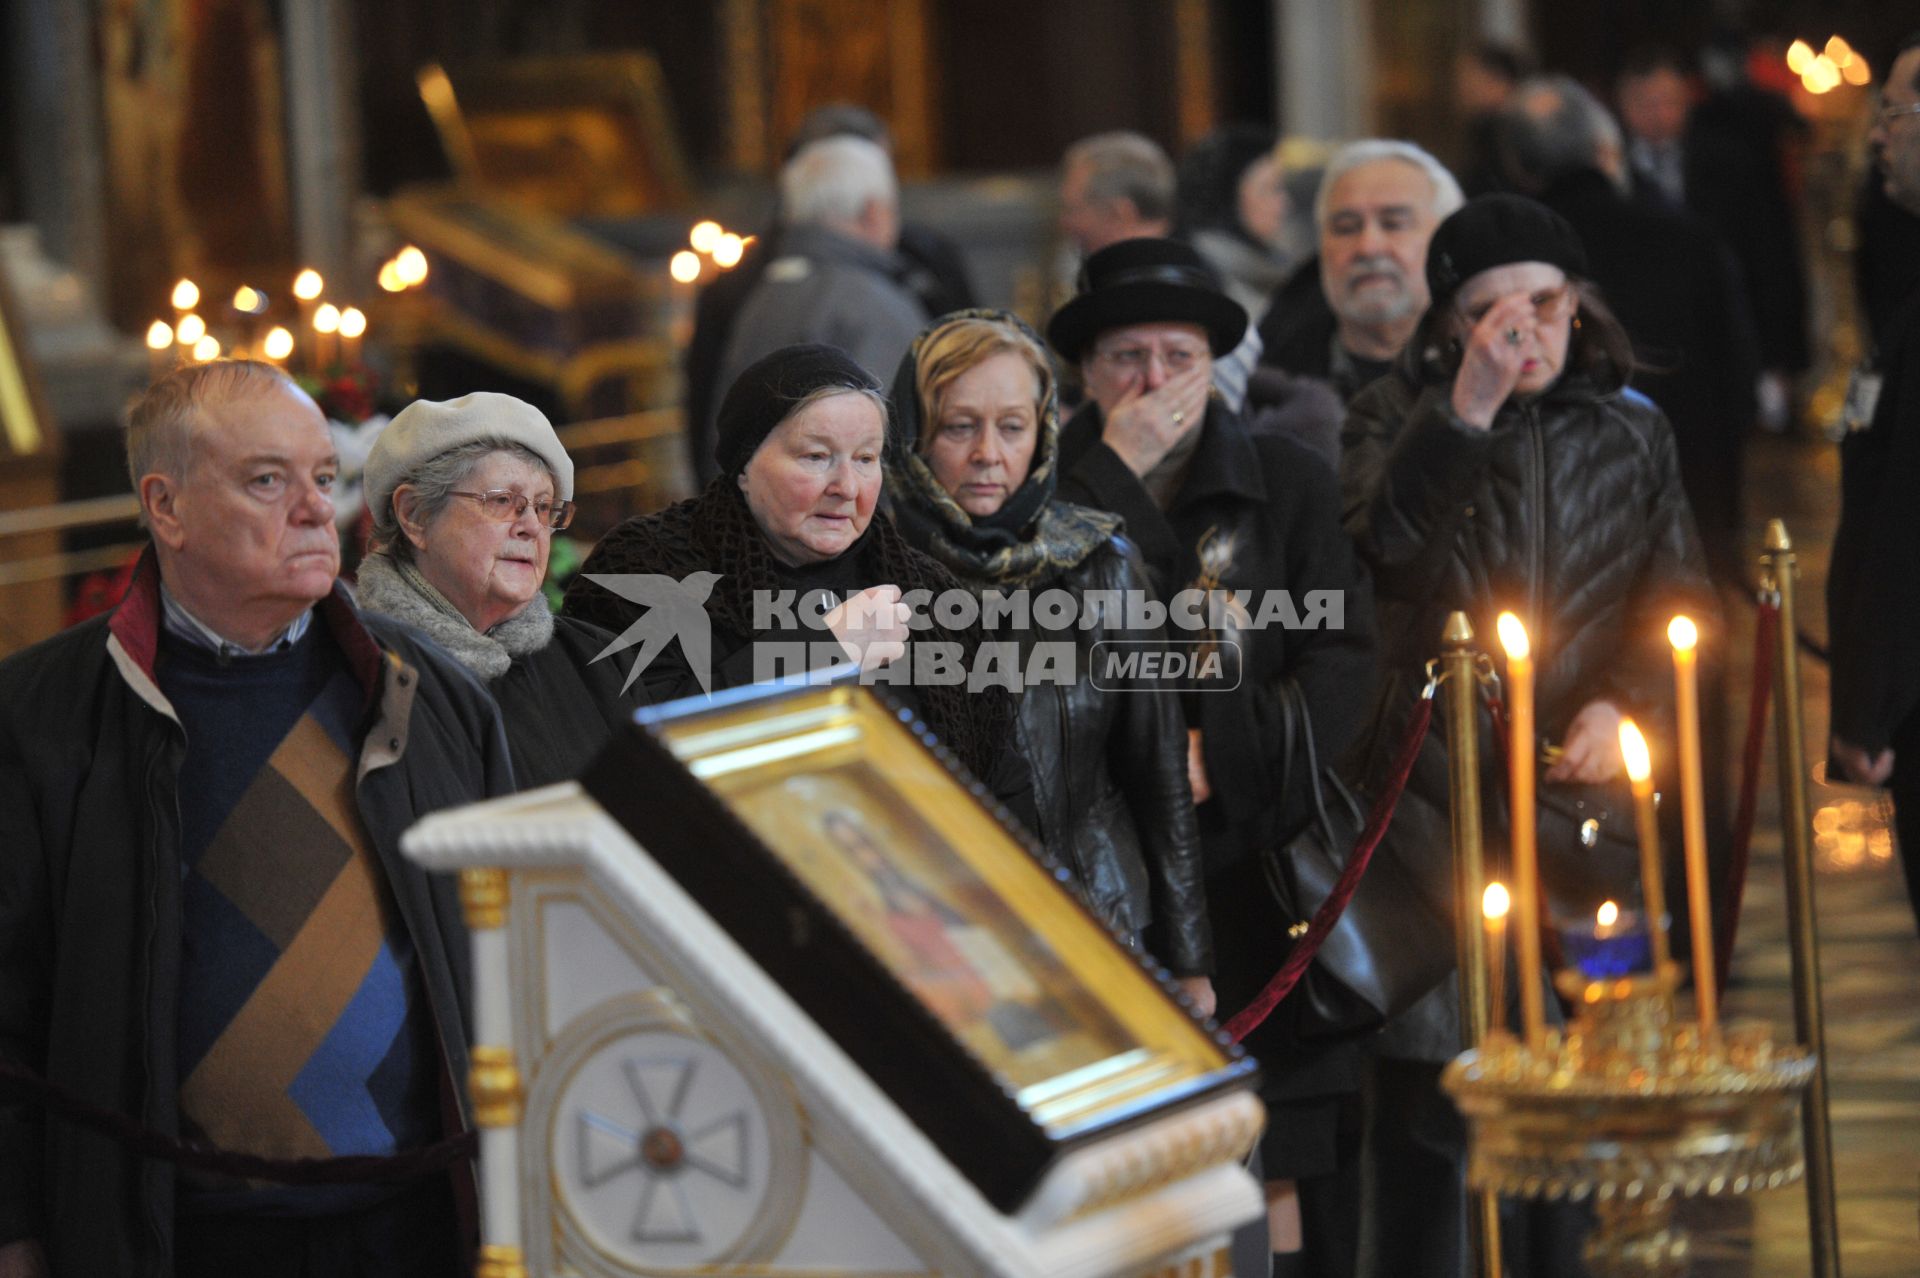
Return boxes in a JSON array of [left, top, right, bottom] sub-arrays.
[[1539, 167, 1759, 579], [0, 554, 515, 1274]]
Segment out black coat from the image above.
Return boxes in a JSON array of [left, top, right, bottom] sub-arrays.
[[0, 562, 514, 1274], [488, 615, 645, 789], [1057, 400, 1378, 871], [1057, 400, 1377, 1107], [1539, 168, 1759, 579], [1831, 288, 1920, 754]]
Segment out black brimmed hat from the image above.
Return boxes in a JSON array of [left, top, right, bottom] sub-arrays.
[[1425, 194, 1590, 304], [1045, 238, 1248, 363]]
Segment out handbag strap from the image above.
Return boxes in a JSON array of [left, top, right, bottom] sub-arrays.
[[1223, 687, 1437, 1044]]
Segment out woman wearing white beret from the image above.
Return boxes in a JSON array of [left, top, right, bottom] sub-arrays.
[[357, 391, 641, 787]]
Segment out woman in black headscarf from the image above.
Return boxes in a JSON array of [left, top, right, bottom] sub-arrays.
[[885, 310, 1213, 1012], [564, 343, 1036, 826]]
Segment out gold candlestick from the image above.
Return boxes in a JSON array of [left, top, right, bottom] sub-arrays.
[[1667, 616, 1717, 1039], [1496, 612, 1545, 1050], [1617, 719, 1674, 980]]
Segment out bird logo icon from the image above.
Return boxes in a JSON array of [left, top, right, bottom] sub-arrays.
[[584, 572, 723, 695]]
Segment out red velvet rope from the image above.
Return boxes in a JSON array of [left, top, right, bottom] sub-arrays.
[[1715, 598, 1780, 996], [1223, 695, 1435, 1044], [0, 1054, 475, 1185]]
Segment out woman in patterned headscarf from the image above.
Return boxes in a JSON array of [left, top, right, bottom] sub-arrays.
[[885, 310, 1214, 1014]]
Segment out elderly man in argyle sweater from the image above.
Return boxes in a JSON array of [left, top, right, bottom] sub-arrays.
[[0, 361, 515, 1277]]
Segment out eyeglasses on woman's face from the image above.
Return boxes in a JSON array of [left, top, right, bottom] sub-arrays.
[[449, 489, 575, 531]]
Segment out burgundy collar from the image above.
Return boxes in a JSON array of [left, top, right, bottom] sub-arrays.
[[110, 546, 384, 707]]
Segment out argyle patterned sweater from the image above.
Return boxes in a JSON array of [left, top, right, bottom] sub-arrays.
[[156, 626, 437, 1215]]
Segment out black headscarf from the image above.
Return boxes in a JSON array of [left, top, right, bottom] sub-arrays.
[[714, 343, 880, 476], [884, 310, 1119, 588]]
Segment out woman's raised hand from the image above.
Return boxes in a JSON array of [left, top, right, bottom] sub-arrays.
[[825, 584, 913, 671], [1450, 292, 1537, 430]]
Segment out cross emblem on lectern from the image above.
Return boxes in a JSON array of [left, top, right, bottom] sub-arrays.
[[576, 1055, 752, 1244]]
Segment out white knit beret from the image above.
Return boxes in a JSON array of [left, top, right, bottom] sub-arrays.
[[365, 392, 575, 524]]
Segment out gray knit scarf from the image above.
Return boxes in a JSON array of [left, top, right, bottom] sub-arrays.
[[354, 550, 555, 680]]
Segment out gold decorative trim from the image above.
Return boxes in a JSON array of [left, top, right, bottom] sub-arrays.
[[461, 867, 511, 931], [474, 1244, 528, 1278], [470, 1044, 526, 1127], [1066, 1102, 1262, 1221]]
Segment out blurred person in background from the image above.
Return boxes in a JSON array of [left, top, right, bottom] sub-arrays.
[[1618, 42, 1809, 432], [1831, 34, 1920, 940]]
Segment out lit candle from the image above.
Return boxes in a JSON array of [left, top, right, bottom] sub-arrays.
[[170, 278, 200, 312], [1668, 616, 1718, 1038], [174, 313, 207, 349], [338, 306, 366, 367], [1618, 719, 1674, 979], [689, 220, 722, 254], [394, 246, 428, 288], [1496, 611, 1545, 1049], [313, 303, 340, 374], [712, 232, 745, 269], [191, 334, 221, 363], [262, 326, 294, 367], [145, 320, 175, 382], [1482, 881, 1509, 1036]]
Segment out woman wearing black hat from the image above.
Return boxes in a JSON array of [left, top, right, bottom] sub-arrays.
[[1049, 237, 1379, 1278], [564, 343, 1037, 825], [883, 309, 1214, 1014], [1341, 194, 1717, 1276]]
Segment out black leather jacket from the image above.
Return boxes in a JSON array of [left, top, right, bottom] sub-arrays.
[[1004, 533, 1211, 975], [1342, 366, 1716, 744]]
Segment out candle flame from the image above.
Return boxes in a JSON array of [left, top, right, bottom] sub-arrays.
[[292, 269, 324, 301], [1786, 40, 1814, 74], [394, 247, 428, 286], [1667, 615, 1697, 652], [1619, 719, 1652, 783], [689, 220, 723, 253], [191, 335, 220, 362], [232, 286, 265, 313], [337, 307, 367, 339], [1597, 899, 1619, 928], [170, 279, 200, 310], [712, 233, 746, 268], [1483, 881, 1510, 920], [669, 250, 702, 284], [1825, 35, 1854, 67], [313, 303, 341, 334], [145, 320, 174, 351], [175, 313, 207, 345], [1844, 57, 1871, 86], [378, 261, 406, 292], [1495, 611, 1530, 660], [263, 327, 294, 361]]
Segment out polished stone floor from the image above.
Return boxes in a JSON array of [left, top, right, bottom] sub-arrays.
[[1671, 434, 1920, 1276]]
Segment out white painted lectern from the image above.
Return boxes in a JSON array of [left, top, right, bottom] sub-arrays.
[[404, 680, 1264, 1278]]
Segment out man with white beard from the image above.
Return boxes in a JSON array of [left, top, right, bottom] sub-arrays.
[[1258, 140, 1463, 404]]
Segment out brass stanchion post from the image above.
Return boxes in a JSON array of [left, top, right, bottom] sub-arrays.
[[1760, 519, 1842, 1277], [1442, 612, 1502, 1278]]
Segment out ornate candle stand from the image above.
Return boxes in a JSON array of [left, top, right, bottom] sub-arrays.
[[1442, 966, 1814, 1277]]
